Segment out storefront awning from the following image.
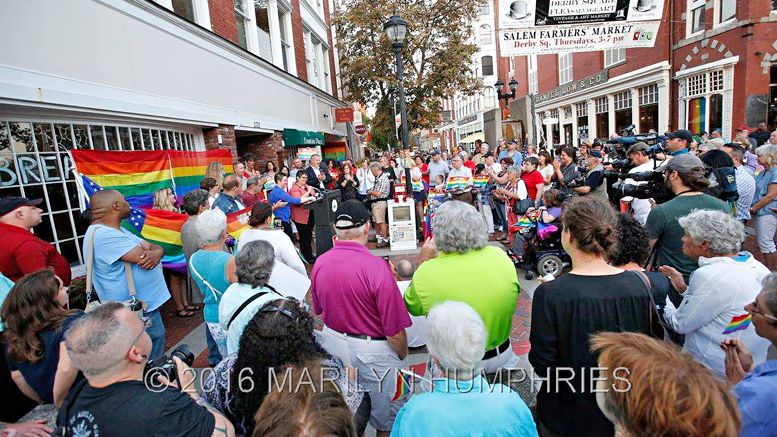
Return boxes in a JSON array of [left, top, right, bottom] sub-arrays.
[[283, 128, 325, 146], [460, 132, 484, 144]]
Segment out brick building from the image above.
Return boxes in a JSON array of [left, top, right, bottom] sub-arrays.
[[0, 0, 351, 271], [499, 0, 777, 147]]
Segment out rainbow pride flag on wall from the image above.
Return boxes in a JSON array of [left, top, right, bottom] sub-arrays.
[[71, 149, 233, 209]]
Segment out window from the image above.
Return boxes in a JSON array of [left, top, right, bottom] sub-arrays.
[[604, 48, 626, 68], [172, 0, 195, 22], [683, 70, 724, 134], [479, 25, 492, 45], [483, 87, 496, 108], [595, 97, 609, 138], [576, 102, 589, 140], [323, 48, 332, 93], [614, 91, 632, 134], [479, 3, 490, 15], [528, 55, 538, 95], [278, 10, 294, 73], [718, 0, 736, 23], [558, 53, 573, 84], [549, 110, 560, 145], [773, 0, 777, 10], [687, 0, 706, 36], [481, 56, 494, 76], [0, 120, 197, 267], [234, 0, 250, 49], [639, 84, 659, 132], [254, 4, 273, 62]]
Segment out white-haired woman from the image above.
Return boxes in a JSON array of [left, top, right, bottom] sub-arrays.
[[660, 209, 771, 380], [189, 209, 238, 357], [750, 144, 777, 270], [392, 301, 537, 437], [404, 200, 520, 373]]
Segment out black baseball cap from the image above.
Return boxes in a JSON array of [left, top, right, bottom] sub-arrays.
[[334, 199, 371, 229], [667, 130, 693, 143], [0, 197, 43, 217], [589, 150, 603, 159]]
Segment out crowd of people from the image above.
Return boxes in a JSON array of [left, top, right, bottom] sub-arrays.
[[0, 125, 776, 437]]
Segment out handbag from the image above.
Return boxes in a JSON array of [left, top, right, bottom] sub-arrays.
[[513, 180, 533, 215], [84, 226, 144, 318]]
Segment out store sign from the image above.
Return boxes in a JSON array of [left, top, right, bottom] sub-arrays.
[[499, 0, 664, 29], [535, 70, 609, 104], [500, 21, 660, 56], [0, 154, 72, 187], [457, 114, 479, 126], [335, 108, 354, 123], [354, 124, 367, 135]]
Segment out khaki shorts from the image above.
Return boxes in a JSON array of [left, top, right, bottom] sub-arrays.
[[371, 200, 388, 224]]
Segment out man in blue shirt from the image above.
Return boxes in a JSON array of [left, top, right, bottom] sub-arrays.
[[212, 174, 246, 214], [498, 140, 523, 167], [722, 272, 777, 437], [267, 173, 316, 242], [666, 129, 692, 156], [392, 301, 536, 437], [83, 190, 170, 359]]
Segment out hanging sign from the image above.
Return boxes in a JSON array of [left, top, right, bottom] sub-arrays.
[[499, 21, 661, 56], [499, 0, 664, 29], [335, 108, 354, 123]]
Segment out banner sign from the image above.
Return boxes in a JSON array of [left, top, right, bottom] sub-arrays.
[[499, 21, 661, 56], [335, 107, 354, 123], [499, 0, 664, 29]]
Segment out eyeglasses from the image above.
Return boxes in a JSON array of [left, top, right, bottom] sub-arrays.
[[750, 301, 777, 322]]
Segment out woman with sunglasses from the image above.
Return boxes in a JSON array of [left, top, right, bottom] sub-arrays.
[[1, 269, 83, 407], [204, 298, 369, 436], [660, 209, 771, 380], [721, 272, 777, 437]]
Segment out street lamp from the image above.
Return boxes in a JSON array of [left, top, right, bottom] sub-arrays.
[[384, 15, 410, 151], [387, 84, 399, 148], [495, 78, 519, 104]]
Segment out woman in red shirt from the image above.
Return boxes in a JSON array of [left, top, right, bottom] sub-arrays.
[[520, 156, 546, 207], [416, 156, 429, 185]]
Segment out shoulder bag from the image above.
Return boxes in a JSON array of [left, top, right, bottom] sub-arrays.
[[84, 226, 144, 318]]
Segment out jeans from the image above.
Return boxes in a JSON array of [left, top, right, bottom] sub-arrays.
[[145, 309, 166, 360], [480, 201, 494, 234], [493, 199, 508, 232], [204, 323, 224, 366]]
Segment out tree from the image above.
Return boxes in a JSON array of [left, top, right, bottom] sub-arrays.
[[335, 0, 482, 135]]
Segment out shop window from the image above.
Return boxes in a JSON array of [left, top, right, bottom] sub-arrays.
[[709, 94, 723, 133], [482, 56, 494, 76], [682, 70, 725, 135], [0, 120, 198, 267], [614, 91, 632, 134], [638, 84, 659, 132], [595, 97, 609, 139]]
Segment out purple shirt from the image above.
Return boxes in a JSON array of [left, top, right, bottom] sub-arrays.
[[311, 240, 411, 338]]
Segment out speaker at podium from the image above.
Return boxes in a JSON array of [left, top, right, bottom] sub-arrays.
[[304, 189, 341, 257]]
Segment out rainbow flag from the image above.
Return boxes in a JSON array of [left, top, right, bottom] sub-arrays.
[[392, 370, 413, 402], [123, 207, 188, 274], [71, 149, 233, 209], [446, 176, 470, 192], [472, 175, 489, 189], [411, 180, 424, 192], [687, 97, 706, 135], [722, 313, 752, 335], [226, 206, 252, 240]]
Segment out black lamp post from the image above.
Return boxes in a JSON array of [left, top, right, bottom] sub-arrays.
[[387, 84, 399, 149], [384, 15, 410, 151], [495, 79, 519, 104]]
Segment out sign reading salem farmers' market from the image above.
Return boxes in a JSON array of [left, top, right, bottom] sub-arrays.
[[499, 0, 664, 29], [499, 21, 660, 56]]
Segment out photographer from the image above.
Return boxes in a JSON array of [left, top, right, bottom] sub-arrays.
[[645, 154, 729, 310], [622, 143, 662, 225], [551, 146, 580, 200], [58, 302, 235, 437], [572, 150, 607, 200]]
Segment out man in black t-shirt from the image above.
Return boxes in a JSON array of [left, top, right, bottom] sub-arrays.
[[58, 302, 235, 437]]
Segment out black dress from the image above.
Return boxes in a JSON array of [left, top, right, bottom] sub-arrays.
[[529, 271, 660, 437], [338, 175, 359, 201]]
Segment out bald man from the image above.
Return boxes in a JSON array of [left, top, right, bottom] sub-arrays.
[[83, 190, 170, 358], [211, 174, 245, 214], [58, 302, 235, 436]]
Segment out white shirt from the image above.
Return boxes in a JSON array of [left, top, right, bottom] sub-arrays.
[[237, 228, 308, 277], [662, 253, 771, 380]]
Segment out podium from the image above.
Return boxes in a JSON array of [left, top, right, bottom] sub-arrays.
[[304, 189, 341, 256]]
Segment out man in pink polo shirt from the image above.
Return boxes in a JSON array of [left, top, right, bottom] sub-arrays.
[[311, 199, 411, 437]]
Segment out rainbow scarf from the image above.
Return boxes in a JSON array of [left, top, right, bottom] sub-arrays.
[[722, 313, 752, 335], [71, 149, 233, 208], [472, 175, 489, 189]]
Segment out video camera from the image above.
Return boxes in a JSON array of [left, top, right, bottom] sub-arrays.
[[607, 170, 674, 204], [144, 344, 195, 385], [606, 126, 667, 158]]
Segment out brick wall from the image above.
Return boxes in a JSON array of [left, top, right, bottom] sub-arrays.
[[203, 125, 238, 161], [237, 132, 289, 169], [323, 0, 338, 97], [291, 0, 308, 82], [208, 0, 238, 45]]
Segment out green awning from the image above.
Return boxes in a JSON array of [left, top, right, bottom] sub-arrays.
[[283, 128, 325, 146]]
